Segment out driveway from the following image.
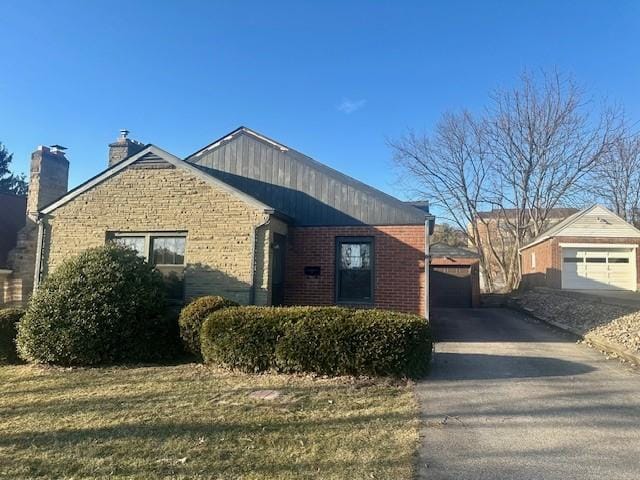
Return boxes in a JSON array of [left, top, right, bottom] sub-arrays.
[[416, 308, 640, 480]]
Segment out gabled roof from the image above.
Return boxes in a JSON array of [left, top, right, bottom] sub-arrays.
[[430, 243, 479, 259], [187, 127, 428, 226], [40, 145, 280, 216], [477, 207, 578, 220], [520, 204, 640, 251]]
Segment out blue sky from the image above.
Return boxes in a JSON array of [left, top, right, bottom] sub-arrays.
[[1, 0, 639, 199]]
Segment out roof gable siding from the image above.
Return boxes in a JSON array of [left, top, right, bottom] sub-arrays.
[[188, 131, 426, 226], [558, 205, 640, 238]]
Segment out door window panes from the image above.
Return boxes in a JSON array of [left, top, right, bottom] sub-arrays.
[[337, 239, 373, 303]]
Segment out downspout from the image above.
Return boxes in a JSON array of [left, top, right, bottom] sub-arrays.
[[424, 214, 435, 321], [249, 215, 271, 305], [32, 214, 46, 292]]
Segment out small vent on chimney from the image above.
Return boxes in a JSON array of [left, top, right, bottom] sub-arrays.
[[120, 129, 129, 140]]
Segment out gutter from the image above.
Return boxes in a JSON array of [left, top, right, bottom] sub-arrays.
[[32, 214, 46, 291], [249, 215, 271, 305], [424, 214, 436, 321], [518, 236, 550, 253]]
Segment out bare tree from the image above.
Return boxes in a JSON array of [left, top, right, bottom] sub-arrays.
[[431, 223, 467, 247], [485, 71, 622, 288], [591, 130, 640, 226], [391, 70, 623, 292], [389, 111, 499, 291]]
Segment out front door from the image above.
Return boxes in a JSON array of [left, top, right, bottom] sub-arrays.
[[271, 233, 286, 305]]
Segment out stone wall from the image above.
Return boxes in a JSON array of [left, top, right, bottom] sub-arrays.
[[4, 221, 38, 305], [41, 162, 276, 305], [26, 147, 68, 218]]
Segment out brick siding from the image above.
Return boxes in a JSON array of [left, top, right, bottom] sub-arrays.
[[284, 226, 426, 315]]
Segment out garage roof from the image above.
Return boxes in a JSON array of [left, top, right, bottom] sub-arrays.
[[431, 243, 479, 259], [520, 204, 640, 251]]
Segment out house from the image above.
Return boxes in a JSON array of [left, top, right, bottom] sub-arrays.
[[520, 205, 640, 291], [0, 193, 27, 304], [471, 207, 579, 291], [429, 243, 480, 308], [1, 128, 435, 316]]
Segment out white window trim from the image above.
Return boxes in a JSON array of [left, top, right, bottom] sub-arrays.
[[110, 231, 187, 266]]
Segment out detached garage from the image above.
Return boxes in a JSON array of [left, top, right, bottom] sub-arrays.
[[430, 243, 481, 307], [520, 205, 640, 292]]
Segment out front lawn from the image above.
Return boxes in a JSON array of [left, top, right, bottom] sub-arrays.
[[0, 364, 418, 479]]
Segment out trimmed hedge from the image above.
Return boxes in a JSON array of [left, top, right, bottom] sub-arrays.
[[201, 306, 432, 377], [179, 295, 238, 357], [17, 244, 175, 366], [0, 308, 24, 364]]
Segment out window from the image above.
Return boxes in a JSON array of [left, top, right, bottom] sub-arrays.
[[112, 236, 145, 256], [336, 237, 373, 304], [531, 252, 536, 270], [152, 237, 186, 266], [151, 236, 186, 300], [563, 257, 582, 263], [108, 232, 187, 301], [585, 257, 606, 263], [609, 257, 630, 264]]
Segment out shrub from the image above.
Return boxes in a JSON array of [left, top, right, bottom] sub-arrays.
[[201, 306, 306, 372], [200, 306, 432, 378], [17, 244, 174, 366], [0, 308, 24, 364], [277, 309, 432, 377], [179, 295, 238, 357]]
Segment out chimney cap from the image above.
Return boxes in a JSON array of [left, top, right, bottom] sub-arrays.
[[119, 129, 129, 139], [50, 145, 67, 155]]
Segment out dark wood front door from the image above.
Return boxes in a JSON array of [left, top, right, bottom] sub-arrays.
[[271, 233, 286, 306], [430, 265, 472, 308]]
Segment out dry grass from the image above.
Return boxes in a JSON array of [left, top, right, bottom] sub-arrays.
[[0, 363, 419, 480]]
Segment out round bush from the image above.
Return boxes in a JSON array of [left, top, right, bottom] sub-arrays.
[[0, 308, 24, 364], [200, 306, 433, 378], [178, 295, 238, 357], [17, 244, 173, 366]]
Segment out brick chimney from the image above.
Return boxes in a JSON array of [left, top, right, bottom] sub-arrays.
[[27, 145, 69, 219], [108, 129, 145, 167]]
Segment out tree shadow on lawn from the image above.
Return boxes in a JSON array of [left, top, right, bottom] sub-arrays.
[[0, 410, 416, 479]]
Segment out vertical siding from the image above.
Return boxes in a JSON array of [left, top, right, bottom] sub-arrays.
[[189, 132, 426, 226]]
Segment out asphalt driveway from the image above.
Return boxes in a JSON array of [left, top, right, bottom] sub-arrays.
[[416, 308, 640, 480]]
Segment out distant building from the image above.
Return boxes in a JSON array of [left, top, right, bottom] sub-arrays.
[[470, 207, 578, 292]]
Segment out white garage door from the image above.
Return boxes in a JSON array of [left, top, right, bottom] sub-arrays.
[[562, 247, 636, 290]]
